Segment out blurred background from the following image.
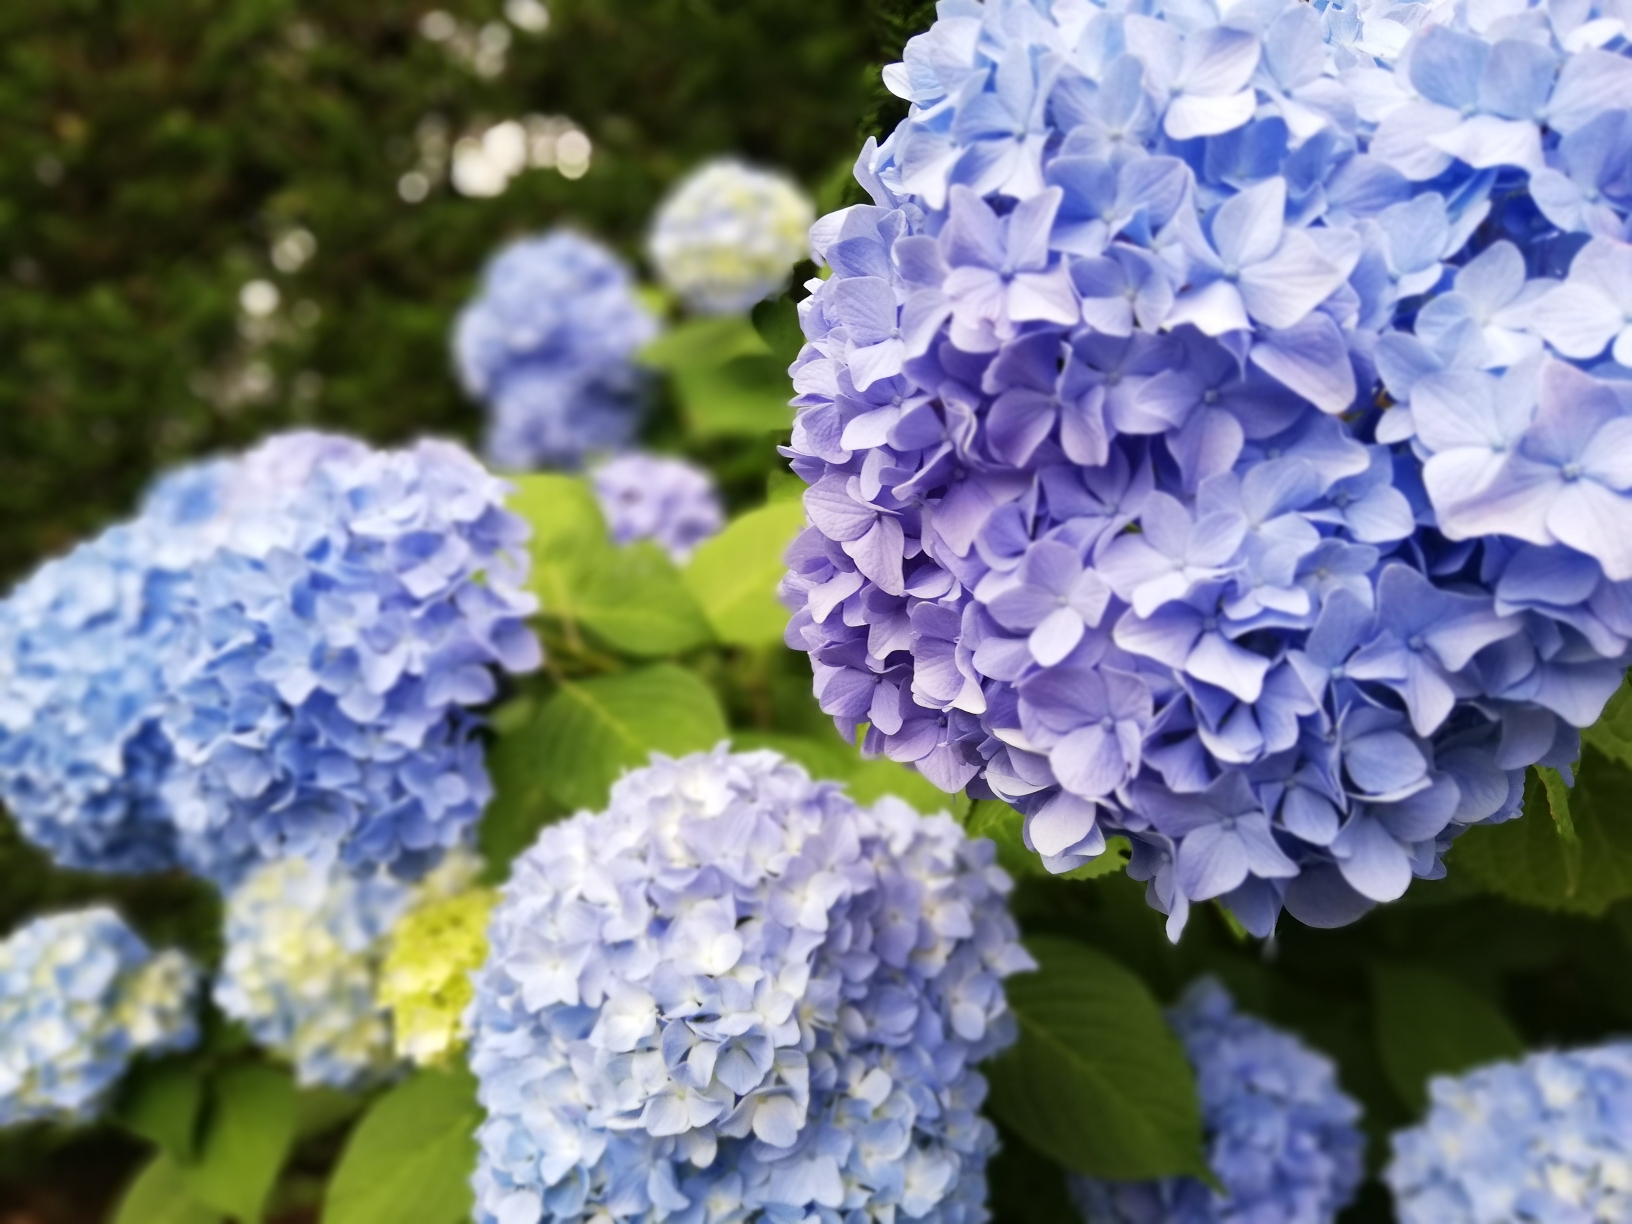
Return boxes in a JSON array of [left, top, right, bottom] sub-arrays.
[[0, 0, 933, 587]]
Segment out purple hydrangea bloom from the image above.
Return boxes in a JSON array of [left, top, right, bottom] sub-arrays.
[[591, 452, 726, 563], [1073, 980, 1364, 1224], [468, 747, 1034, 1224], [781, 0, 1632, 936], [455, 230, 660, 470], [1387, 1043, 1632, 1223]]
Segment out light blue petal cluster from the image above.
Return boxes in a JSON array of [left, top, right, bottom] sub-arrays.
[[781, 0, 1632, 936], [214, 856, 413, 1088], [160, 432, 541, 884], [455, 231, 661, 470], [1387, 1043, 1632, 1223], [592, 452, 726, 563], [468, 746, 1034, 1224], [1073, 979, 1364, 1224], [0, 907, 199, 1127], [649, 159, 816, 315]]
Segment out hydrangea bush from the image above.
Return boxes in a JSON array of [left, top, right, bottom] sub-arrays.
[[1073, 979, 1364, 1224], [455, 231, 661, 470], [649, 158, 817, 315], [780, 0, 1632, 936], [591, 452, 726, 563], [1387, 1043, 1632, 1223], [0, 908, 199, 1126], [468, 747, 1033, 1224]]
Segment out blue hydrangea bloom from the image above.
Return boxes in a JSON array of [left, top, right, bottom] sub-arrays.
[[649, 159, 816, 315], [455, 230, 660, 470], [468, 746, 1034, 1224], [160, 432, 541, 884], [215, 856, 415, 1088], [780, 0, 1632, 936], [0, 907, 199, 1127], [1074, 980, 1364, 1224], [1387, 1043, 1632, 1223], [591, 452, 725, 563]]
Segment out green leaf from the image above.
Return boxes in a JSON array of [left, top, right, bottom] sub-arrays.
[[181, 1064, 297, 1223], [113, 1154, 220, 1224], [1370, 963, 1524, 1114], [683, 500, 807, 645], [963, 800, 1129, 882], [986, 935, 1208, 1181], [642, 315, 793, 437], [508, 472, 612, 624], [730, 731, 953, 815], [1583, 675, 1632, 768], [1453, 752, 1632, 916], [535, 664, 730, 811], [115, 1060, 204, 1163], [324, 1066, 483, 1224], [751, 295, 804, 367], [480, 698, 566, 875], [576, 543, 714, 657]]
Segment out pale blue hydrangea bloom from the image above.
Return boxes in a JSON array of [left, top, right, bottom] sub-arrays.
[[1073, 980, 1364, 1224], [1387, 1043, 1632, 1224], [0, 908, 200, 1127], [649, 159, 815, 314], [160, 433, 541, 885], [591, 452, 725, 563], [215, 856, 414, 1088], [455, 231, 660, 470], [780, 0, 1632, 936], [469, 747, 1034, 1224]]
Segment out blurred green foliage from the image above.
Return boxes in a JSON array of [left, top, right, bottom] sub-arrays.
[[0, 0, 898, 582]]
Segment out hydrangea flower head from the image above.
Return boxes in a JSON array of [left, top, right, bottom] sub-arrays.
[[468, 746, 1033, 1224], [780, 0, 1632, 935], [591, 452, 726, 563], [378, 874, 496, 1066], [1387, 1043, 1632, 1224], [1074, 980, 1364, 1224], [0, 907, 199, 1127], [215, 856, 413, 1087], [649, 158, 816, 314], [160, 432, 541, 884], [455, 230, 660, 470]]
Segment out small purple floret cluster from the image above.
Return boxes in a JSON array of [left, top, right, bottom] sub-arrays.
[[0, 432, 539, 884], [592, 452, 726, 563], [455, 230, 660, 471], [781, 0, 1632, 934], [1073, 979, 1364, 1224]]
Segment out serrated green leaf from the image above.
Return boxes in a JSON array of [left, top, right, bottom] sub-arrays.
[[1584, 676, 1632, 768], [1453, 752, 1632, 916], [114, 1059, 204, 1163], [113, 1154, 219, 1224], [640, 314, 793, 436], [1370, 963, 1524, 1114], [730, 731, 952, 814], [481, 699, 566, 876], [508, 473, 613, 625], [535, 664, 729, 811], [181, 1064, 297, 1223], [324, 1066, 482, 1224], [641, 315, 766, 371], [1538, 765, 1581, 893], [986, 935, 1208, 1181], [576, 542, 714, 657], [682, 500, 807, 645]]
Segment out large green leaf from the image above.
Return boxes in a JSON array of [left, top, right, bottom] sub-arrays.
[[683, 499, 807, 645], [480, 698, 566, 874], [1370, 963, 1524, 1114], [180, 1064, 297, 1224], [113, 1154, 219, 1224], [575, 542, 714, 657], [986, 935, 1208, 1181], [324, 1066, 483, 1224], [1584, 675, 1632, 768], [642, 315, 793, 437], [115, 1059, 204, 1163], [535, 664, 730, 811], [507, 472, 609, 625], [1453, 752, 1632, 916]]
